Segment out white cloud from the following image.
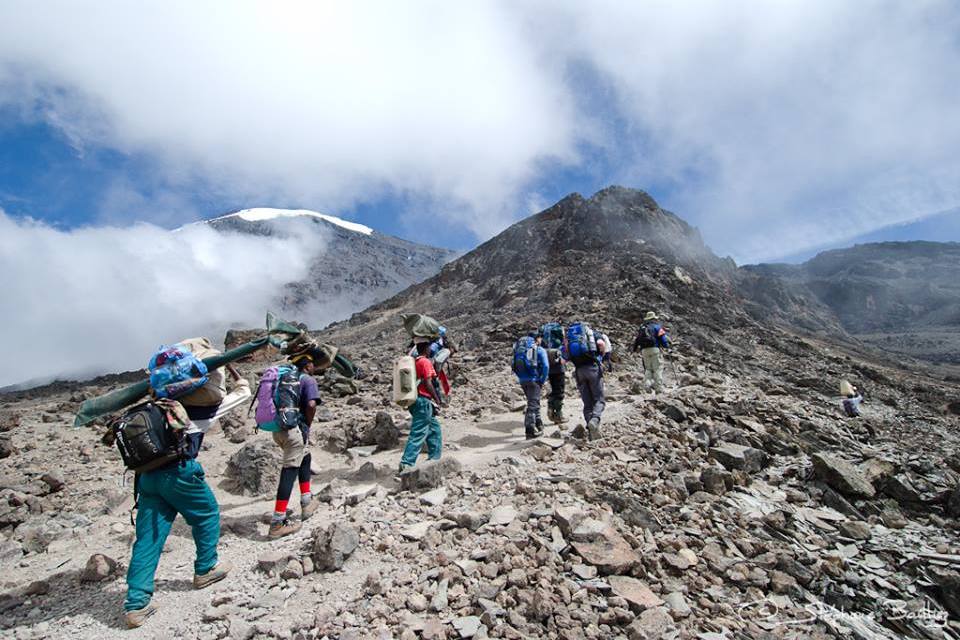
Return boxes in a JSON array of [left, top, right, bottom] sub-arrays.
[[0, 1, 579, 239], [1, 1, 959, 261], [0, 210, 322, 386]]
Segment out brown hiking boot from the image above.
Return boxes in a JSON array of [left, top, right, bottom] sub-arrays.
[[268, 518, 302, 539], [124, 602, 158, 629], [193, 560, 232, 589], [300, 499, 320, 521]]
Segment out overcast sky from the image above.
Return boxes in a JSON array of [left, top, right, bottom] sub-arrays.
[[1, 1, 959, 385]]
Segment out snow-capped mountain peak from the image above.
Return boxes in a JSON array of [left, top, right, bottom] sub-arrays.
[[208, 208, 374, 235]]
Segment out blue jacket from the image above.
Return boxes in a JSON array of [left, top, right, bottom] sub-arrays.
[[516, 346, 550, 384], [633, 322, 670, 350]]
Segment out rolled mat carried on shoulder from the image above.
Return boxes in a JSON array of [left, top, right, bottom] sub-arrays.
[[73, 312, 305, 428]]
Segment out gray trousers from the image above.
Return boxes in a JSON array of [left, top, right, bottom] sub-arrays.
[[574, 363, 605, 424], [520, 380, 543, 436]]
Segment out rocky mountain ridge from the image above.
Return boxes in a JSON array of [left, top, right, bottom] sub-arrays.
[[0, 187, 958, 639], [743, 241, 960, 364]]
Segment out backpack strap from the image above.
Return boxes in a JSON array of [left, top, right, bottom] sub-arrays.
[[129, 471, 140, 526]]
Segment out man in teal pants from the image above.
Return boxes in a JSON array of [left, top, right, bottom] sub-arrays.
[[399, 340, 444, 473], [124, 404, 233, 627]]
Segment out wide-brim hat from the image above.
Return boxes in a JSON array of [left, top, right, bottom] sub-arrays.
[[644, 311, 658, 321]]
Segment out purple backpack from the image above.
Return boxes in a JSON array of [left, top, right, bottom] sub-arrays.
[[253, 366, 301, 432]]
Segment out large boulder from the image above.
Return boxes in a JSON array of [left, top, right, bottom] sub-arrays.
[[222, 440, 281, 496], [311, 522, 359, 571], [709, 442, 768, 473], [811, 453, 876, 498], [363, 412, 400, 451], [80, 554, 119, 582], [399, 458, 462, 492]]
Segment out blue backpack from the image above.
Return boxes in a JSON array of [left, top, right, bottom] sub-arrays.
[[512, 336, 540, 377], [253, 365, 303, 432], [540, 322, 565, 350], [566, 323, 597, 365], [148, 345, 209, 399]]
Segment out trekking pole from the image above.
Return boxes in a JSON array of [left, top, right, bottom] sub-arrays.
[[665, 349, 680, 388]]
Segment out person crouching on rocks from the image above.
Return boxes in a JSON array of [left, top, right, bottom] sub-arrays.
[[399, 340, 444, 473], [268, 347, 321, 539]]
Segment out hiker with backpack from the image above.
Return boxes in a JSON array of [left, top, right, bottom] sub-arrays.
[[513, 332, 550, 439], [564, 322, 606, 441], [119, 345, 239, 628], [539, 321, 568, 424], [632, 311, 671, 393], [599, 332, 614, 372], [398, 340, 445, 473], [255, 346, 322, 539]]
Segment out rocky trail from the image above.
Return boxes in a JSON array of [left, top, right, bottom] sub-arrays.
[[2, 187, 960, 639]]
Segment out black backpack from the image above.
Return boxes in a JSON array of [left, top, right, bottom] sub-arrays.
[[112, 402, 186, 473], [636, 323, 657, 349]]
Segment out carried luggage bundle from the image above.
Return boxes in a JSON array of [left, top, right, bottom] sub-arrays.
[[148, 345, 209, 400], [111, 400, 189, 473], [178, 337, 227, 407], [566, 322, 598, 366], [393, 355, 418, 408], [402, 313, 442, 339]]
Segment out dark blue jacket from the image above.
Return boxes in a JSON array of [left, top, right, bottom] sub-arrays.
[[516, 346, 550, 384]]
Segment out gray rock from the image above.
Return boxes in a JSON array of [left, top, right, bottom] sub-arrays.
[[452, 615, 484, 638], [811, 453, 876, 498], [0, 539, 23, 567], [311, 522, 360, 571], [280, 558, 304, 580], [709, 442, 768, 473], [627, 606, 675, 640], [663, 591, 691, 619], [365, 412, 401, 451], [700, 466, 731, 495], [400, 457, 462, 491], [222, 440, 281, 496], [257, 551, 289, 574], [80, 553, 118, 582], [40, 470, 66, 492]]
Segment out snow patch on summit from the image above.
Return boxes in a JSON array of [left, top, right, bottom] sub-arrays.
[[210, 208, 374, 235]]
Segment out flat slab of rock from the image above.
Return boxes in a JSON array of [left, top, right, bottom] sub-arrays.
[[452, 615, 484, 638], [811, 453, 876, 498], [344, 484, 377, 506], [400, 458, 463, 492], [570, 527, 641, 575], [608, 575, 663, 613], [419, 488, 448, 507], [488, 505, 517, 527], [399, 521, 433, 541], [709, 442, 768, 473]]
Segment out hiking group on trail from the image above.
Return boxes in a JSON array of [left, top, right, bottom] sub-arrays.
[[85, 309, 687, 628]]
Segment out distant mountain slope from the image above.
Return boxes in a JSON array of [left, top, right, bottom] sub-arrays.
[[743, 241, 960, 363], [195, 208, 457, 326]]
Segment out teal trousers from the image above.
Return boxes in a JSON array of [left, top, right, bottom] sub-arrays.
[[124, 459, 220, 611], [401, 397, 442, 467]]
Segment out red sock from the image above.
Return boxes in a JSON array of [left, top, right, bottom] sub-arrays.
[[274, 499, 288, 515], [299, 481, 311, 495]]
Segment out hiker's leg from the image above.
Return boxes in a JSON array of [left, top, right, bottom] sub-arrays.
[[574, 367, 592, 423], [550, 371, 565, 408], [401, 398, 431, 467], [298, 452, 312, 497], [168, 459, 220, 576], [651, 351, 664, 391], [587, 366, 606, 423], [425, 406, 442, 460], [642, 349, 656, 389], [271, 428, 305, 513], [521, 381, 538, 436], [125, 473, 176, 611], [531, 382, 542, 427]]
